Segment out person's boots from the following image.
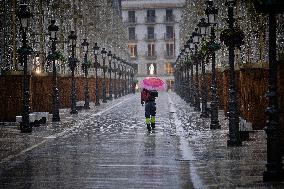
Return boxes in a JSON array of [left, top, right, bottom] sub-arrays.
[[147, 124, 151, 132], [151, 123, 155, 130]]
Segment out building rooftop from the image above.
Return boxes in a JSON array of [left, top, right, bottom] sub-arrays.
[[121, 0, 185, 10]]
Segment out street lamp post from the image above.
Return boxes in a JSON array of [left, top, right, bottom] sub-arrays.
[[264, 12, 284, 182], [178, 54, 182, 97], [176, 64, 181, 95], [175, 56, 181, 95], [205, 0, 220, 129], [128, 65, 131, 94], [120, 62, 124, 97], [123, 62, 127, 96], [113, 54, 118, 99], [180, 49, 185, 99], [175, 56, 180, 95], [48, 20, 61, 121], [127, 65, 131, 94], [188, 37, 195, 106], [200, 55, 210, 118], [122, 61, 126, 96], [93, 43, 100, 106], [16, 3, 33, 133], [179, 58, 183, 97], [130, 66, 135, 94], [107, 51, 113, 100], [184, 44, 191, 103], [125, 64, 129, 94], [192, 28, 201, 111], [81, 39, 90, 109], [225, 0, 242, 146], [252, 0, 284, 181], [101, 48, 107, 103], [198, 18, 210, 118], [117, 59, 122, 97], [176, 56, 181, 96], [68, 31, 78, 114]]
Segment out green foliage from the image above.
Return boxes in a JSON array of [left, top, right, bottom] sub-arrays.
[[200, 41, 221, 56], [251, 0, 284, 13], [220, 28, 245, 49], [46, 51, 66, 62]]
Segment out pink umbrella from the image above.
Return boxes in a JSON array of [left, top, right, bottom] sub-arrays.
[[140, 77, 167, 91]]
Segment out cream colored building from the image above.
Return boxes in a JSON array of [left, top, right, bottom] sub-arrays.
[[121, 0, 184, 90]]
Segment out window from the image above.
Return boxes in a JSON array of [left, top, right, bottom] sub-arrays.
[[128, 44, 137, 57], [166, 79, 174, 91], [147, 10, 155, 22], [147, 43, 155, 56], [147, 26, 154, 39], [165, 63, 174, 75], [147, 10, 155, 18], [128, 11, 135, 22], [128, 27, 136, 40], [166, 26, 174, 39], [166, 9, 173, 21], [147, 63, 157, 75], [166, 43, 175, 56]]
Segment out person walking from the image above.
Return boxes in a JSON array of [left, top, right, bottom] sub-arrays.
[[141, 88, 158, 132]]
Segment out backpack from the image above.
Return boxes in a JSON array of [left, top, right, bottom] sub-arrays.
[[150, 90, 158, 98], [141, 89, 150, 102]]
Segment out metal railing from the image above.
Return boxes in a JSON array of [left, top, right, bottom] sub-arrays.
[[145, 51, 157, 60], [164, 51, 175, 59], [164, 15, 175, 23], [125, 17, 137, 24], [144, 34, 156, 42], [164, 33, 174, 41], [128, 34, 138, 42], [145, 16, 156, 24]]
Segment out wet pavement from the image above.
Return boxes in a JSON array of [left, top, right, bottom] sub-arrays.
[[0, 92, 284, 189]]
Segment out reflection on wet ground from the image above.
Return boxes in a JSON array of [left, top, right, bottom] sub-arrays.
[[0, 93, 194, 189], [0, 92, 283, 188]]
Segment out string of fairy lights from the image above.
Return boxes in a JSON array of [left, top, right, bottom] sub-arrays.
[[0, 0, 130, 74], [179, 0, 284, 69]]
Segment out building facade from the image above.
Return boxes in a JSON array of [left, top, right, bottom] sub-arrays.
[[121, 0, 184, 90]]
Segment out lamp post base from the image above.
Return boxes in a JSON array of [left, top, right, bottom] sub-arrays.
[[263, 170, 284, 182], [84, 104, 90, 109], [200, 112, 209, 118], [95, 101, 100, 106], [20, 124, 32, 133], [52, 116, 60, 122], [70, 109, 78, 114], [194, 107, 201, 112], [227, 139, 242, 147], [210, 123, 220, 130]]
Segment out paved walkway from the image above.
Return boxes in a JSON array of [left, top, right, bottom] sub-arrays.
[[0, 92, 283, 189]]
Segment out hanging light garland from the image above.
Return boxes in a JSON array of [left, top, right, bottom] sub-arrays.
[[179, 0, 283, 68]]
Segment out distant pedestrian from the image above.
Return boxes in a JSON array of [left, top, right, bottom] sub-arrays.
[[132, 82, 136, 94], [141, 88, 158, 132]]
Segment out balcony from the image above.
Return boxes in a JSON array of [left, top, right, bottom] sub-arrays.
[[164, 15, 175, 23], [130, 55, 138, 60], [128, 34, 138, 42], [164, 33, 174, 41], [145, 51, 157, 60], [165, 72, 174, 76], [125, 17, 137, 25], [144, 34, 156, 42], [164, 51, 175, 59], [145, 16, 156, 24]]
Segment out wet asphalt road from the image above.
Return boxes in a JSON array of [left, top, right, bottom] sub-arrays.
[[0, 92, 195, 189]]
